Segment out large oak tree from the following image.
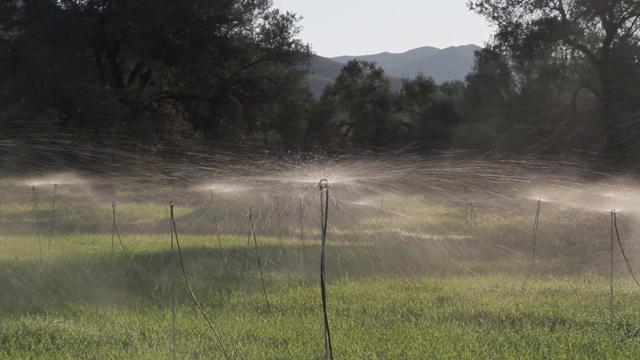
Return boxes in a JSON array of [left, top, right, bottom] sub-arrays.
[[468, 0, 640, 156], [0, 0, 310, 145]]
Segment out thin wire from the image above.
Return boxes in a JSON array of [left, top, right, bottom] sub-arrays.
[[170, 204, 177, 360], [276, 196, 283, 245], [111, 202, 115, 258], [112, 202, 129, 260], [299, 197, 305, 269], [299, 198, 304, 241], [610, 209, 615, 336], [249, 205, 271, 312], [170, 202, 230, 360], [275, 196, 283, 262], [48, 183, 57, 249], [612, 210, 640, 289], [522, 199, 541, 291], [319, 180, 334, 360], [464, 198, 475, 257], [210, 190, 222, 248]]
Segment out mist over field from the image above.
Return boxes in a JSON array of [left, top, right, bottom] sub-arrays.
[[3, 151, 640, 358], [2, 0, 640, 358]]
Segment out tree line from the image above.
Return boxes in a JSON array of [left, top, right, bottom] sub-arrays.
[[1, 0, 639, 167]]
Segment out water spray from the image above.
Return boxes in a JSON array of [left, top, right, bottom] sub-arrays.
[[32, 185, 42, 262], [318, 178, 334, 360], [522, 198, 541, 291], [378, 196, 385, 227], [249, 205, 271, 313], [111, 202, 129, 260], [170, 202, 229, 359]]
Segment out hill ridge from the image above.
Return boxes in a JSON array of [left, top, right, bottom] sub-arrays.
[[306, 44, 481, 98]]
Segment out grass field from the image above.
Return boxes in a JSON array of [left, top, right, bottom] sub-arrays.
[[1, 174, 640, 358]]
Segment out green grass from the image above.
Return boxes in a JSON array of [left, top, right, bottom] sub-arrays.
[[0, 178, 638, 358], [2, 272, 640, 359], [1, 233, 640, 359]]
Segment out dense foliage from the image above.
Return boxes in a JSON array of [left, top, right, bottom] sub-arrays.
[[1, 0, 640, 165], [0, 0, 311, 151], [465, 0, 640, 161]]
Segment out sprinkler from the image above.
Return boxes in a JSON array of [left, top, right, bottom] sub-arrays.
[[170, 202, 177, 360], [209, 190, 222, 248], [298, 197, 305, 242], [111, 202, 129, 260], [48, 183, 57, 248], [464, 197, 476, 257], [298, 197, 304, 269], [318, 178, 329, 191], [610, 209, 615, 336], [169, 202, 229, 359], [318, 178, 334, 360], [611, 209, 640, 289], [274, 195, 282, 244], [274, 195, 283, 262], [609, 209, 640, 337], [522, 198, 541, 291], [111, 202, 116, 258], [32, 185, 42, 262]]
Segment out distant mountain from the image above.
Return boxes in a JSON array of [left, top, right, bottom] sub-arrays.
[[330, 44, 481, 83], [330, 46, 441, 73], [385, 44, 480, 82], [305, 56, 345, 98], [305, 44, 481, 98], [306, 56, 403, 98]]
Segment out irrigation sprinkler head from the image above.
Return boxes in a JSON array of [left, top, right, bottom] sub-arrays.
[[318, 178, 329, 191]]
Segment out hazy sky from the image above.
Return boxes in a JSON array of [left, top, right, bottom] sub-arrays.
[[271, 0, 493, 57]]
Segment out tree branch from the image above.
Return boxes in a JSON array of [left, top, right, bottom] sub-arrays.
[[127, 60, 147, 88], [336, 122, 354, 137], [562, 37, 600, 67]]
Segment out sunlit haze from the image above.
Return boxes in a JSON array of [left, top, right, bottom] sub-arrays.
[[272, 0, 493, 56], [3, 1, 640, 358]]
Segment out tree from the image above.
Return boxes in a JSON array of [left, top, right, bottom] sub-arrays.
[[0, 0, 311, 147], [460, 43, 586, 153], [395, 74, 461, 149], [468, 0, 640, 157], [458, 47, 513, 150], [316, 60, 395, 149], [269, 81, 314, 151]]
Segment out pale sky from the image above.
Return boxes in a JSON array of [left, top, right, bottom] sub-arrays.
[[271, 0, 493, 57]]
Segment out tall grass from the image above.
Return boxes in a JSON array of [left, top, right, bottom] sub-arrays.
[[2, 270, 640, 359], [1, 176, 640, 358]]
